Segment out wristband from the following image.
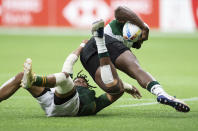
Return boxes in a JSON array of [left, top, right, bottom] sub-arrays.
[[80, 43, 85, 47], [123, 82, 133, 90]]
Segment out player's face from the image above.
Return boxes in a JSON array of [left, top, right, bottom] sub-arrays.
[[74, 77, 88, 88]]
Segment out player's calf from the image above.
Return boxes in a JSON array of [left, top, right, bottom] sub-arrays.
[[0, 72, 23, 102]]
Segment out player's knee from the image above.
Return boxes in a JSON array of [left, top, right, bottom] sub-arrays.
[[104, 79, 124, 95], [100, 65, 124, 94], [54, 72, 74, 94], [55, 72, 71, 84]]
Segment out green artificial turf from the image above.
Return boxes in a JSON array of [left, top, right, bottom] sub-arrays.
[[0, 32, 198, 131]]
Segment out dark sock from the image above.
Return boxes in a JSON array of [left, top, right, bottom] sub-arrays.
[[98, 52, 109, 59], [146, 81, 160, 92]]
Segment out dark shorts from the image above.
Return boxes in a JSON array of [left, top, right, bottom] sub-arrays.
[[80, 35, 130, 80]]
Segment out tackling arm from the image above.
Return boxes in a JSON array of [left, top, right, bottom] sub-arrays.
[[62, 40, 87, 76]]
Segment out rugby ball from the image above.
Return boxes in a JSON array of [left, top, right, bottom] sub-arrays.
[[123, 22, 142, 42]]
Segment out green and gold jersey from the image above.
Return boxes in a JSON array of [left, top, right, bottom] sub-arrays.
[[76, 86, 112, 116], [104, 20, 134, 48]]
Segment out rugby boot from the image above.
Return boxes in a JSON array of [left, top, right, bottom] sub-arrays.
[[157, 95, 190, 112], [21, 58, 35, 89], [92, 19, 104, 38]]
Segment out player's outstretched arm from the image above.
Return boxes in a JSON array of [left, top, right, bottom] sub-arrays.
[[71, 40, 88, 57], [62, 40, 88, 75], [115, 6, 149, 41]]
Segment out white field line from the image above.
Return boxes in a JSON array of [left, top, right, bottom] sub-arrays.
[[119, 98, 155, 101], [11, 96, 198, 107], [115, 97, 198, 108]]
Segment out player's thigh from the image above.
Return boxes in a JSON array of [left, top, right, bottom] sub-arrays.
[[81, 53, 100, 80], [28, 86, 45, 97], [115, 50, 141, 78]]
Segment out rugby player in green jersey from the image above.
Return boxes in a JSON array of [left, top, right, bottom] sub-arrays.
[[0, 39, 141, 116], [80, 6, 190, 112]]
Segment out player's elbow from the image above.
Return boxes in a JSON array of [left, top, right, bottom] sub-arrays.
[[115, 6, 125, 13], [114, 6, 123, 19]]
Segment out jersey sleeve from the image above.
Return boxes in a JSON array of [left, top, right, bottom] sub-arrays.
[[94, 93, 112, 113], [108, 19, 125, 36]]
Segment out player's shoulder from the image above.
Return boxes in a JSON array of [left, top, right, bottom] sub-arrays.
[[108, 19, 124, 27], [108, 19, 117, 25], [105, 20, 124, 38]]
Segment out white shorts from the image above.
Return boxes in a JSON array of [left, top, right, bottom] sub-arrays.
[[36, 88, 80, 117]]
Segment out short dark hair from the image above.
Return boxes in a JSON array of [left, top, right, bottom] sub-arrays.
[[73, 70, 96, 88]]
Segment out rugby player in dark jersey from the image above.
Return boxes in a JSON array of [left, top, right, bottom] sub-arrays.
[[80, 6, 190, 112]]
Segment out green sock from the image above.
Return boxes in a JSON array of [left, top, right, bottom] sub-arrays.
[[147, 81, 167, 96], [98, 52, 109, 59], [33, 75, 47, 87], [146, 81, 160, 92]]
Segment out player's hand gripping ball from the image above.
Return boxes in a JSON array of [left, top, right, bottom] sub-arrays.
[[123, 22, 142, 43]]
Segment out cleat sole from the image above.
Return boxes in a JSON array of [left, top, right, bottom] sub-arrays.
[[157, 95, 190, 113]]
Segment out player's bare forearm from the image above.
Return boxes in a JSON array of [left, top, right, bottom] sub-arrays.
[[71, 40, 88, 57], [115, 6, 149, 41], [72, 46, 83, 57], [115, 6, 145, 28], [61, 40, 88, 74]]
